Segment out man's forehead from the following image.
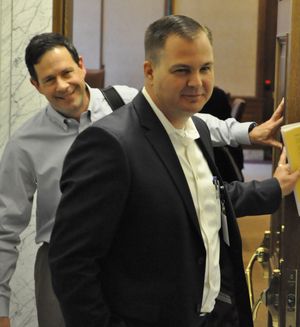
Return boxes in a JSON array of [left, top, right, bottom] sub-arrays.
[[162, 35, 213, 63], [165, 31, 210, 44], [37, 46, 73, 64], [34, 48, 76, 80]]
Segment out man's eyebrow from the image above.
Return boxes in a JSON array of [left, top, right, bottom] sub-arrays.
[[171, 62, 214, 68], [41, 74, 54, 82], [202, 61, 214, 66], [170, 64, 191, 69]]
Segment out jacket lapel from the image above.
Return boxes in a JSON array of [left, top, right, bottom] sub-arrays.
[[132, 93, 202, 236]]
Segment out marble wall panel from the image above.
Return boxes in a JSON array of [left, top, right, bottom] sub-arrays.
[[0, 0, 12, 154], [0, 0, 52, 326], [10, 0, 51, 134]]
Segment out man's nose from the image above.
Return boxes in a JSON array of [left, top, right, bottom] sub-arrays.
[[56, 77, 69, 91], [187, 72, 203, 87]]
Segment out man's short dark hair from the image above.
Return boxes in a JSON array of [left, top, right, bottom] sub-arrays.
[[145, 15, 212, 65], [25, 32, 80, 82]]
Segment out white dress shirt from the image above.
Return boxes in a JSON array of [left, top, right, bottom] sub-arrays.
[[142, 88, 222, 313]]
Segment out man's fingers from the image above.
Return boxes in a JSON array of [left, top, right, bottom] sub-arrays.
[[271, 98, 284, 121], [270, 140, 283, 149], [277, 148, 287, 166], [270, 115, 284, 127]]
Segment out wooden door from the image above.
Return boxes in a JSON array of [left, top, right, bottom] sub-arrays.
[[267, 1, 300, 326]]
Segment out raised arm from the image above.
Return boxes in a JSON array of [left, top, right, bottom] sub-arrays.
[[196, 98, 284, 149], [196, 113, 252, 147]]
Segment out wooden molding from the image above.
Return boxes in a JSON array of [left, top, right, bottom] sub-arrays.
[[52, 0, 73, 39]]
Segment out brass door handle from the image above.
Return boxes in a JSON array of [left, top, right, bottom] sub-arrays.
[[245, 231, 271, 310]]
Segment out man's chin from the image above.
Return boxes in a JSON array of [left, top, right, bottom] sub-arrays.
[[182, 101, 206, 113], [55, 98, 79, 109]]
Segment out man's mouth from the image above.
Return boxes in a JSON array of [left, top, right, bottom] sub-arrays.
[[55, 89, 76, 100], [182, 93, 205, 99]]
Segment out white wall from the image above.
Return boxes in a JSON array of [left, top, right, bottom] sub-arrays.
[[175, 0, 259, 96], [72, 0, 259, 95], [103, 0, 165, 88], [73, 0, 102, 69], [72, 0, 164, 88]]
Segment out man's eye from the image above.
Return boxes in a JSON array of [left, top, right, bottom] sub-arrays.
[[63, 70, 72, 76], [200, 66, 211, 73], [44, 77, 54, 84], [174, 68, 189, 74]]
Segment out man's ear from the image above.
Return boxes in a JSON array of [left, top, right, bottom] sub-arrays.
[[30, 78, 40, 92], [78, 56, 87, 77], [144, 60, 154, 83]]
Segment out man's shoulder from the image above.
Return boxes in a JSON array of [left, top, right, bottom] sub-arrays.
[[90, 85, 138, 105], [192, 114, 209, 131], [11, 108, 47, 140], [111, 85, 139, 103], [84, 101, 139, 147], [94, 100, 134, 128], [192, 115, 213, 148]]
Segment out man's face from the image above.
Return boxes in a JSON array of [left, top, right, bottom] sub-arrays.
[[145, 32, 214, 128], [31, 46, 89, 120]]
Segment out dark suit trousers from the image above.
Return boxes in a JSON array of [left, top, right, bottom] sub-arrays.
[[118, 298, 239, 327]]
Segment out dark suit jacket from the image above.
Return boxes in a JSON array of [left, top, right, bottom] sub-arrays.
[[49, 92, 281, 327]]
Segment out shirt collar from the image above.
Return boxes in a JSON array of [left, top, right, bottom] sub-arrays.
[[142, 87, 200, 144], [46, 105, 69, 130]]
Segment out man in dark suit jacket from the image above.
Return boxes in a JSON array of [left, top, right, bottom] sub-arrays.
[[49, 15, 299, 327]]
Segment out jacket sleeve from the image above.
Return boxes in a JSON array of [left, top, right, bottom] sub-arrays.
[[192, 115, 281, 218], [225, 178, 282, 217], [0, 139, 36, 315], [49, 126, 129, 327]]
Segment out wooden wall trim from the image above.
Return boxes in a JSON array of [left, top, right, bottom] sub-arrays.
[[52, 0, 63, 34], [164, 0, 175, 15], [52, 0, 73, 39]]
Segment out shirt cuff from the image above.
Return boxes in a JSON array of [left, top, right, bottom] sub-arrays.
[[231, 122, 253, 145], [0, 296, 10, 316]]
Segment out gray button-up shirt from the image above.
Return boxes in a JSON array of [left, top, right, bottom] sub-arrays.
[[0, 85, 138, 315]]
